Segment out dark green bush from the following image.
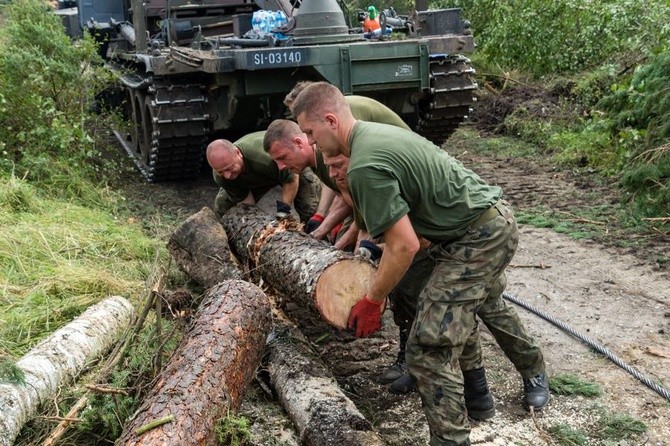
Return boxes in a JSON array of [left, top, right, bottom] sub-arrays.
[[0, 0, 112, 197], [434, 0, 670, 77]]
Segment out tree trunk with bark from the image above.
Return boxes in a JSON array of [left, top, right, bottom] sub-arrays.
[[116, 280, 271, 446], [221, 205, 377, 329], [266, 316, 385, 446], [0, 296, 135, 446], [167, 207, 242, 289]]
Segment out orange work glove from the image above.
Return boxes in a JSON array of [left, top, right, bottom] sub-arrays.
[[347, 295, 383, 337]]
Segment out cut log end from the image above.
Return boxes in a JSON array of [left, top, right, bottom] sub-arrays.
[[314, 259, 378, 329]]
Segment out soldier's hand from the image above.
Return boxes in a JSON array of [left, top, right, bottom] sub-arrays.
[[275, 200, 292, 220], [304, 213, 325, 233], [347, 295, 383, 337], [356, 240, 382, 262]]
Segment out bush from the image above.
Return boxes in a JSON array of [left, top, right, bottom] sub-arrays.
[[0, 0, 113, 196], [434, 0, 670, 77]]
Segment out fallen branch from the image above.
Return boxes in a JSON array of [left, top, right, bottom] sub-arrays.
[[135, 414, 174, 436], [643, 217, 670, 222], [509, 263, 551, 269], [84, 384, 129, 396]]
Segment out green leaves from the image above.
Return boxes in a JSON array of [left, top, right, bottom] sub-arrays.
[[0, 0, 110, 190]]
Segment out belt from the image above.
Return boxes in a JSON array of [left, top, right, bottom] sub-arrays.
[[469, 200, 504, 230]]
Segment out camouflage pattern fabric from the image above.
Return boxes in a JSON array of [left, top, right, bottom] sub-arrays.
[[403, 201, 529, 445], [389, 207, 544, 379]]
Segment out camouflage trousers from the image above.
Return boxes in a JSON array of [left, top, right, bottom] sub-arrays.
[[402, 201, 543, 446], [214, 169, 321, 222]]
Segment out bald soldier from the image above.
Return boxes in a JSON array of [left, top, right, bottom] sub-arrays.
[[206, 131, 320, 221]]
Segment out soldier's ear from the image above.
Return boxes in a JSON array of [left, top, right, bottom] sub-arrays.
[[324, 113, 338, 129]]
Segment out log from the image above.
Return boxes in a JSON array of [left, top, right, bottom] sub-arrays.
[[221, 205, 377, 329], [0, 296, 135, 446], [116, 280, 272, 446], [267, 316, 384, 446], [167, 207, 242, 289]]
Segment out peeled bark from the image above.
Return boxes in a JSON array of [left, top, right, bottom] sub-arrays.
[[117, 280, 271, 446], [167, 207, 242, 288], [267, 317, 384, 446], [0, 296, 135, 446], [221, 205, 377, 329]]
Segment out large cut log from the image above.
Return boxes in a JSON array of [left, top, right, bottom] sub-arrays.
[[221, 205, 377, 329], [116, 280, 272, 446], [267, 316, 384, 446], [167, 207, 242, 288], [0, 296, 135, 446]]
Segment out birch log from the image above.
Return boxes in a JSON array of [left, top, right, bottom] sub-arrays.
[[267, 316, 384, 446], [0, 296, 135, 446], [116, 280, 272, 446], [167, 207, 242, 288], [221, 205, 377, 329]]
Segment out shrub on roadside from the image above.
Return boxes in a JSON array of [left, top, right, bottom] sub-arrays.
[[0, 0, 113, 201]]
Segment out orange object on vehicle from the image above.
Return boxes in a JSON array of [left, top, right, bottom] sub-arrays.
[[364, 5, 381, 32]]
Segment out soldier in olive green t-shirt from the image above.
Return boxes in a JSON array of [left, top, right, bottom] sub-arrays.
[[206, 131, 320, 221], [293, 82, 549, 446]]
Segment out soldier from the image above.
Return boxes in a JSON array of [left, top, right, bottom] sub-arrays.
[[206, 131, 320, 221], [293, 82, 549, 446], [262, 120, 360, 250], [283, 81, 411, 247]]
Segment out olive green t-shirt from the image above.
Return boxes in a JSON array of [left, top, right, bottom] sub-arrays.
[[347, 121, 502, 241], [213, 131, 293, 203], [346, 95, 411, 131]]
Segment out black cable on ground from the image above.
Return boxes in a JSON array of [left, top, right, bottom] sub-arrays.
[[502, 291, 670, 402]]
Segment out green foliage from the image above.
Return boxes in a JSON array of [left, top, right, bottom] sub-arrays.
[[0, 354, 25, 384], [547, 423, 588, 446], [595, 413, 647, 441], [549, 373, 602, 397], [595, 51, 670, 218], [216, 411, 252, 446], [434, 0, 670, 77], [0, 0, 113, 196], [598, 52, 670, 148]]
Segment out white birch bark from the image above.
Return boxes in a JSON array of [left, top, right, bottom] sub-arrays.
[[0, 296, 135, 446]]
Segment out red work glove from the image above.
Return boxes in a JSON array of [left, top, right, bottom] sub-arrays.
[[304, 213, 325, 234], [329, 222, 343, 240], [347, 295, 383, 337]]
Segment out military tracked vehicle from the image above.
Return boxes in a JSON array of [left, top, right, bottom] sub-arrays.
[[75, 0, 477, 181]]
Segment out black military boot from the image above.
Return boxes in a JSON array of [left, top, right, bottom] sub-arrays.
[[463, 367, 495, 421], [523, 372, 550, 411], [389, 370, 416, 394], [381, 328, 415, 394], [380, 349, 406, 384]]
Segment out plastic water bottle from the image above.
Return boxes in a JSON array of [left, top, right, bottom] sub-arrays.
[[252, 10, 269, 34], [266, 10, 276, 32], [251, 11, 262, 33], [274, 10, 288, 30]]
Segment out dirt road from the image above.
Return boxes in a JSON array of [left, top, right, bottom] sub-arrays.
[[121, 146, 670, 445]]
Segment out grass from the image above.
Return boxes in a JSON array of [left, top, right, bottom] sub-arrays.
[[0, 174, 162, 357], [215, 411, 252, 446]]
